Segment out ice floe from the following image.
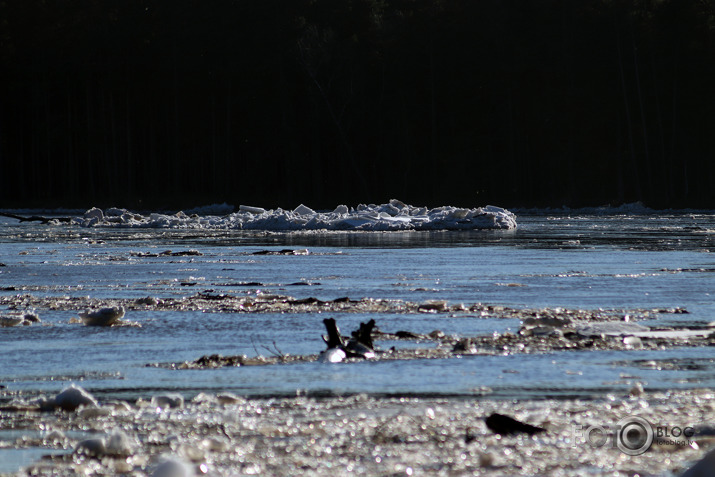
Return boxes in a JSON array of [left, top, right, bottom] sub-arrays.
[[0, 315, 26, 327], [43, 384, 99, 412], [150, 393, 185, 410], [74, 430, 136, 458], [73, 199, 517, 231], [0, 310, 39, 326], [79, 305, 126, 326]]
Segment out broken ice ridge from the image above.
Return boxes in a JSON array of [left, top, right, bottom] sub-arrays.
[[75, 199, 517, 231]]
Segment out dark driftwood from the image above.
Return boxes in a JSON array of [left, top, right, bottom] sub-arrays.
[[322, 318, 345, 349], [252, 249, 304, 255], [293, 297, 325, 305], [0, 212, 72, 223], [344, 340, 374, 359], [322, 318, 377, 359], [485, 413, 546, 436], [351, 318, 376, 349]]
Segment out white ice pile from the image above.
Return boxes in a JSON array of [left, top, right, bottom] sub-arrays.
[[74, 199, 517, 231]]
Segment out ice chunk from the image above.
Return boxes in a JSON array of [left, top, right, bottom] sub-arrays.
[[239, 205, 266, 214], [318, 348, 347, 363], [0, 315, 25, 326], [84, 207, 104, 220], [152, 393, 185, 409], [53, 384, 99, 411], [333, 204, 349, 214], [105, 430, 136, 457], [151, 458, 195, 477], [293, 204, 316, 216], [105, 207, 126, 217], [575, 322, 713, 340], [75, 438, 106, 457], [79, 305, 125, 326], [575, 322, 650, 337]]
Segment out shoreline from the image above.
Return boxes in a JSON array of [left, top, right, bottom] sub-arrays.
[[1, 387, 713, 476]]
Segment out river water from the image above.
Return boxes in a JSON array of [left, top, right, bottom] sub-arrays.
[[1, 212, 714, 401]]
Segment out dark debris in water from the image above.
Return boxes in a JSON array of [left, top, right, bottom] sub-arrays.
[[251, 249, 310, 255], [129, 249, 203, 258], [1, 292, 711, 370], [0, 291, 690, 320], [661, 267, 715, 274], [151, 315, 715, 371], [154, 352, 317, 370], [614, 357, 715, 371]]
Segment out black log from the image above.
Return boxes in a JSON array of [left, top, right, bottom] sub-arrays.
[[485, 413, 546, 436], [322, 318, 345, 349], [350, 319, 376, 349]]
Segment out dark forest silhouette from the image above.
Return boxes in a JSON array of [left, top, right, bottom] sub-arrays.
[[1, 0, 713, 210]]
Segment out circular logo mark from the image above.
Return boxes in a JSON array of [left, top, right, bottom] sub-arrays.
[[616, 416, 653, 455]]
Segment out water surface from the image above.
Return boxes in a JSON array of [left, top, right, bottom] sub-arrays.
[[1, 213, 713, 400]]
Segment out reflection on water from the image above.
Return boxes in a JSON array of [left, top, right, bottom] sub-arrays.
[[0, 447, 70, 474], [0, 214, 714, 401]]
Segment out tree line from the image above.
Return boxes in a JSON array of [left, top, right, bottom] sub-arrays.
[[1, 0, 713, 210]]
